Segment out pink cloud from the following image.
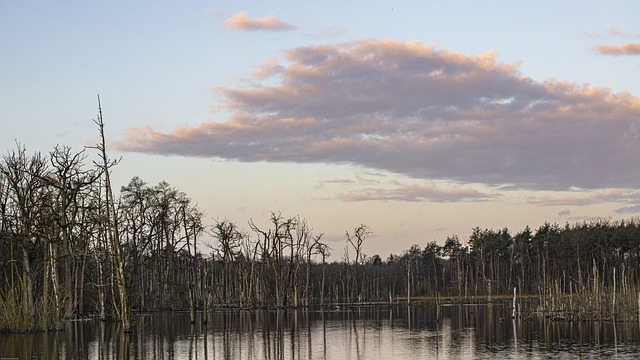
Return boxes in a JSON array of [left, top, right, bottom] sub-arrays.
[[594, 43, 640, 55], [224, 12, 296, 31], [116, 40, 640, 195], [334, 182, 495, 202]]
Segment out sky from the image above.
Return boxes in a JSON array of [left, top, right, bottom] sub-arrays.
[[2, 1, 640, 260]]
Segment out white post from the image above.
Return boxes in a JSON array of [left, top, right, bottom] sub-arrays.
[[512, 286, 518, 348], [512, 287, 517, 319], [612, 267, 616, 315]]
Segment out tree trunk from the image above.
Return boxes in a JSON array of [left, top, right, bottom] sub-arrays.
[[92, 96, 132, 332], [21, 245, 35, 329], [203, 258, 209, 324]]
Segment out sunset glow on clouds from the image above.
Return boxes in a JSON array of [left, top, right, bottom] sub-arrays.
[[594, 43, 640, 55], [4, 1, 640, 256], [333, 181, 496, 203], [117, 40, 640, 195], [224, 12, 296, 31], [592, 27, 640, 55]]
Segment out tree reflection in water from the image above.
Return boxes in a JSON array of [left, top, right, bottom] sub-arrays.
[[2, 303, 640, 359]]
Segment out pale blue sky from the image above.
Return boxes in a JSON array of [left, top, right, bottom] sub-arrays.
[[2, 1, 640, 258]]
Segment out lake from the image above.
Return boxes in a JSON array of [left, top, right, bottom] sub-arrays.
[[2, 302, 640, 359]]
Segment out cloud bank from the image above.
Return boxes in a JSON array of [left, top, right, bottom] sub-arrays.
[[117, 39, 640, 193], [224, 12, 296, 31]]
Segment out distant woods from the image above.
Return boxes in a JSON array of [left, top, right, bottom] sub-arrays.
[[2, 109, 640, 332]]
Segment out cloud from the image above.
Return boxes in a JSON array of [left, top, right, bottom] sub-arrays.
[[604, 27, 640, 39], [224, 12, 296, 31], [315, 175, 379, 190], [614, 205, 640, 215], [527, 189, 640, 206], [334, 182, 496, 202], [316, 174, 493, 202], [586, 27, 640, 40], [594, 43, 640, 55], [206, 7, 223, 17], [315, 178, 357, 189], [311, 27, 349, 39], [116, 39, 640, 192], [607, 27, 624, 37], [558, 209, 571, 218]]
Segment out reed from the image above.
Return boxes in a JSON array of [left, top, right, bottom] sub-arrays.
[[0, 286, 34, 332], [532, 264, 640, 322], [39, 293, 62, 331]]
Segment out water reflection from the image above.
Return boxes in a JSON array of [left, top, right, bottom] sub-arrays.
[[2, 303, 640, 359]]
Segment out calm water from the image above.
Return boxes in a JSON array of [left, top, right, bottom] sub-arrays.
[[2, 303, 640, 359]]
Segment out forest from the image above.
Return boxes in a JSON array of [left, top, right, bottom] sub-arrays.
[[2, 107, 640, 333]]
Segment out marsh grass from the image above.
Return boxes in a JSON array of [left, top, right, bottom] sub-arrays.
[[534, 266, 640, 322], [0, 286, 34, 332], [0, 285, 63, 332]]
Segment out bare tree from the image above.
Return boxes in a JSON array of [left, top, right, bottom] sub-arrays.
[[88, 96, 132, 332], [249, 212, 298, 308], [118, 177, 154, 311], [0, 145, 50, 330], [211, 219, 243, 307], [182, 202, 204, 323], [346, 224, 371, 303], [47, 145, 99, 319], [316, 240, 331, 306]]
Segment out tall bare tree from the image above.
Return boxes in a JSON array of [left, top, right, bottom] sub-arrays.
[[89, 96, 132, 332]]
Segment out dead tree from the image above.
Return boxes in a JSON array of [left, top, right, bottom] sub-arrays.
[[88, 95, 132, 332], [346, 224, 371, 303], [0, 145, 50, 330]]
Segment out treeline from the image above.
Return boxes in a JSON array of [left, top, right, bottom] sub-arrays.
[[0, 103, 136, 332], [3, 119, 640, 332]]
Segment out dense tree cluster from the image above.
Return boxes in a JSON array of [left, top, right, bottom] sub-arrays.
[[2, 111, 640, 332]]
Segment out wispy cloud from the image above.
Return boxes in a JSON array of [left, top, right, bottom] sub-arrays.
[[224, 12, 296, 31], [604, 27, 640, 39], [311, 27, 349, 39], [526, 189, 640, 207], [316, 174, 493, 202], [614, 205, 640, 215], [586, 27, 640, 40], [334, 182, 496, 202], [116, 39, 640, 193], [594, 43, 640, 55], [314, 178, 357, 189], [590, 27, 640, 56], [205, 7, 223, 17]]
